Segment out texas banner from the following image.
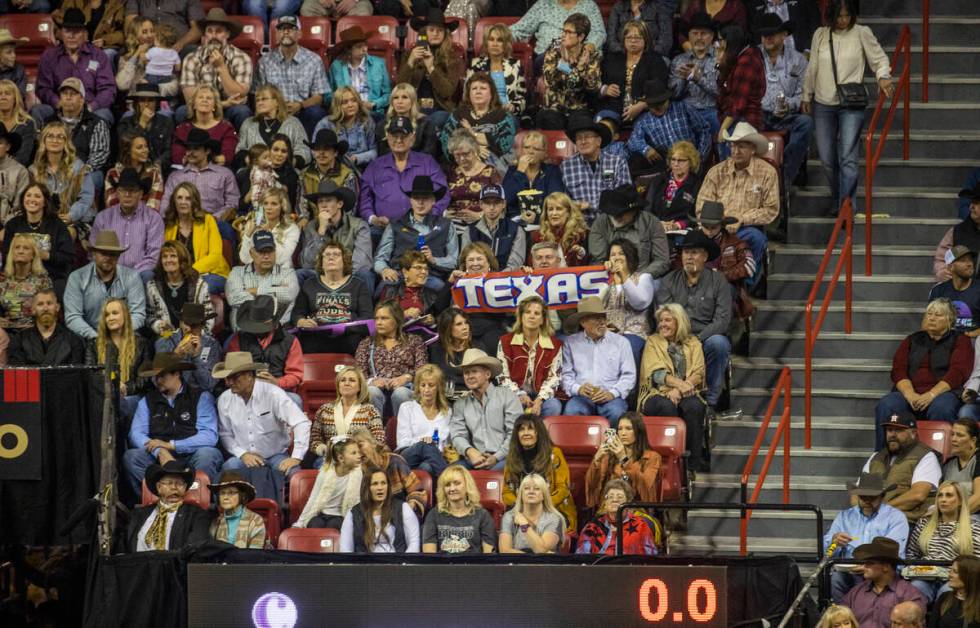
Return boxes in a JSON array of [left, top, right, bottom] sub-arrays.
[[0, 369, 43, 481], [451, 266, 610, 313]]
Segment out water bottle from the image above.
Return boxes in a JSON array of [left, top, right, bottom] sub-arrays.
[[432, 430, 440, 447]]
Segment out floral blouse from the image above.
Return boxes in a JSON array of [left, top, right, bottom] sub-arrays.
[[446, 164, 502, 228], [541, 40, 602, 114], [0, 273, 53, 327], [355, 334, 428, 382]]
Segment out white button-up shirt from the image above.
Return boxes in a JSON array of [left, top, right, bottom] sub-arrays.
[[217, 380, 310, 460]]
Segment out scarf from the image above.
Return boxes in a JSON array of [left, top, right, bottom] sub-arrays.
[[333, 401, 360, 438], [224, 506, 245, 545], [145, 500, 181, 550], [295, 463, 363, 528]]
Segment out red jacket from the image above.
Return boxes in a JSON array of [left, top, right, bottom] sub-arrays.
[[499, 332, 563, 400], [229, 329, 304, 392]]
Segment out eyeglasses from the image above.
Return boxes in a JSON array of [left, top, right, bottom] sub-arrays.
[[157, 479, 186, 489], [669, 157, 689, 163]]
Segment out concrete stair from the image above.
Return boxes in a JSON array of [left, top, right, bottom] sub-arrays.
[[667, 0, 975, 559]]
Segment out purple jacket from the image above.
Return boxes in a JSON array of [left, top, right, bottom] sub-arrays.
[[91, 203, 165, 274], [357, 151, 449, 223], [36, 43, 117, 112]]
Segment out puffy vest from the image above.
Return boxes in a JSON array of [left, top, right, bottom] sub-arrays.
[[468, 219, 520, 270], [350, 499, 408, 553], [868, 442, 938, 521], [146, 385, 203, 442], [238, 327, 295, 378], [906, 330, 959, 389], [390, 214, 451, 276]]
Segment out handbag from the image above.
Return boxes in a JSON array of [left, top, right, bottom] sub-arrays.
[[829, 29, 868, 109]]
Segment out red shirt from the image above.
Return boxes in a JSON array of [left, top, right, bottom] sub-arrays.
[[400, 286, 424, 315], [890, 333, 974, 393]]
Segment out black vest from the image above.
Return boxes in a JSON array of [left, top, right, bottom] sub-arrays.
[[238, 327, 294, 378], [390, 214, 452, 276], [953, 219, 980, 257], [468, 219, 520, 270], [906, 330, 959, 384], [350, 499, 408, 553], [147, 385, 203, 442]]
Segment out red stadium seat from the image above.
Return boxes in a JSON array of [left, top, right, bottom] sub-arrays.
[[643, 416, 688, 502], [412, 468, 433, 509], [917, 420, 953, 459], [247, 497, 282, 547], [287, 469, 319, 525], [270, 17, 331, 53], [472, 18, 535, 94], [0, 14, 56, 69], [230, 16, 265, 66], [299, 353, 357, 414], [335, 16, 401, 83], [141, 470, 212, 509], [277, 527, 340, 552], [209, 294, 226, 339], [515, 129, 577, 165], [544, 415, 609, 507], [384, 416, 398, 451], [470, 469, 506, 529]]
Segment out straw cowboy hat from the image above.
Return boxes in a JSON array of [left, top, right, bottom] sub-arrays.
[[564, 297, 612, 332], [209, 471, 257, 504], [723, 122, 770, 154], [212, 351, 268, 379], [458, 348, 503, 377], [197, 8, 244, 38], [145, 460, 195, 496], [137, 352, 195, 378], [0, 29, 29, 48]]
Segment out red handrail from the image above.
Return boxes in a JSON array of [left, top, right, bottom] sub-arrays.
[[864, 25, 913, 276], [922, 0, 930, 102], [739, 367, 792, 556], [804, 199, 854, 450]]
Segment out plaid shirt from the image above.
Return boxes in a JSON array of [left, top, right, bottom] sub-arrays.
[[668, 49, 719, 110], [626, 101, 711, 161], [718, 47, 766, 129], [180, 43, 253, 99], [696, 157, 779, 227], [256, 46, 330, 103], [560, 152, 631, 223]]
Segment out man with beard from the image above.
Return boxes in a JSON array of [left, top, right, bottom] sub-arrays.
[[6, 288, 85, 365], [928, 246, 980, 335], [124, 460, 212, 552]]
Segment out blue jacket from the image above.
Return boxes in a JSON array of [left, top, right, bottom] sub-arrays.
[[64, 262, 147, 339], [327, 55, 392, 111]]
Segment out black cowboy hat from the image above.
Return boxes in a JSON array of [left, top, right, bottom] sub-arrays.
[[565, 111, 612, 148], [126, 83, 166, 101], [58, 8, 88, 30], [959, 183, 980, 202], [755, 13, 794, 37], [0, 124, 23, 156], [177, 127, 221, 155], [145, 460, 195, 496], [305, 128, 349, 156], [401, 175, 446, 201], [237, 295, 277, 335], [179, 302, 214, 326], [685, 12, 718, 36], [114, 167, 151, 193], [409, 8, 460, 34], [676, 229, 721, 262], [642, 78, 673, 105], [598, 184, 644, 218], [137, 352, 196, 378], [697, 201, 739, 227], [307, 179, 355, 212]]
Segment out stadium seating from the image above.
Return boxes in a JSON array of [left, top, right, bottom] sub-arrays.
[[515, 130, 578, 165], [0, 14, 56, 70], [287, 469, 319, 525], [413, 468, 434, 509], [231, 16, 265, 66], [642, 416, 688, 502], [247, 497, 283, 547], [470, 469, 506, 529], [917, 420, 953, 459], [543, 415, 608, 507], [270, 17, 331, 53], [277, 527, 340, 552], [299, 353, 357, 414], [141, 470, 212, 509]]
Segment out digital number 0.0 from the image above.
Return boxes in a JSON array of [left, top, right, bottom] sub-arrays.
[[638, 578, 718, 623]]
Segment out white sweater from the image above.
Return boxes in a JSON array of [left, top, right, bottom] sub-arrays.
[[803, 24, 891, 106]]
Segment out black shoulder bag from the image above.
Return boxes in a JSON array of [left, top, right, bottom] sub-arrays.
[[829, 29, 869, 109]]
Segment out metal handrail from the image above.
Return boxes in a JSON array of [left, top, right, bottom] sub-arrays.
[[738, 367, 792, 555], [804, 198, 854, 449], [864, 24, 913, 275]]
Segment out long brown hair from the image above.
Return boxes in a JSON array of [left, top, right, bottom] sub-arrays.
[[437, 307, 471, 354], [359, 466, 395, 551], [153, 240, 199, 283], [503, 414, 555, 492], [373, 300, 406, 345], [942, 555, 980, 621], [163, 181, 207, 227]]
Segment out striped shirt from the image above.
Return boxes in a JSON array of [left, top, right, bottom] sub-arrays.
[[906, 518, 980, 560]]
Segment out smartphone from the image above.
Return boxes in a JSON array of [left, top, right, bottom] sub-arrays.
[[417, 34, 430, 50], [604, 428, 618, 445]]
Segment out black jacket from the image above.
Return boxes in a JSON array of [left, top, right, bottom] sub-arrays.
[[1, 214, 76, 282], [117, 113, 175, 174], [6, 324, 86, 366], [645, 171, 703, 223], [124, 503, 212, 553], [747, 0, 822, 55], [599, 51, 670, 119], [85, 335, 153, 398], [66, 108, 111, 172]]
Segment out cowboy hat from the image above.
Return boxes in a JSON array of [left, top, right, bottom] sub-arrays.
[[307, 179, 356, 212], [145, 460, 195, 496], [676, 229, 721, 262], [90, 230, 129, 253], [409, 8, 460, 34], [566, 111, 612, 148], [697, 201, 738, 227], [197, 8, 244, 38], [959, 183, 980, 202], [0, 29, 29, 48], [305, 128, 349, 156], [58, 8, 88, 30], [236, 295, 277, 335], [852, 536, 901, 563], [177, 127, 222, 155], [685, 12, 718, 36], [0, 124, 23, 156], [212, 351, 268, 379], [137, 352, 196, 378], [846, 472, 895, 497], [458, 348, 503, 377], [642, 78, 673, 105], [564, 296, 612, 333], [755, 13, 794, 37], [179, 302, 214, 326], [331, 25, 377, 58], [113, 167, 151, 193], [598, 184, 644, 218], [126, 83, 166, 100], [402, 175, 446, 201], [723, 122, 770, 155], [209, 471, 257, 504]]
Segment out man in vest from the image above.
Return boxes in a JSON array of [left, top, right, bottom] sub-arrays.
[[934, 183, 980, 281], [460, 185, 526, 271], [123, 353, 223, 505], [860, 410, 941, 523], [226, 295, 304, 409]]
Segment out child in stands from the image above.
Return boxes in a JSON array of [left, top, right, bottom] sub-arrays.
[[293, 437, 364, 529]]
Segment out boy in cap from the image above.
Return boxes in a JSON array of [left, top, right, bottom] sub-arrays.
[[460, 184, 527, 271], [155, 302, 223, 393]]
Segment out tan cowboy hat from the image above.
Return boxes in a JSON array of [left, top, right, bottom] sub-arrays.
[[209, 471, 257, 504], [458, 348, 502, 378], [197, 8, 244, 39], [137, 352, 195, 378], [0, 29, 29, 48], [90, 230, 129, 253], [564, 296, 611, 333], [212, 351, 267, 379], [723, 122, 770, 155]]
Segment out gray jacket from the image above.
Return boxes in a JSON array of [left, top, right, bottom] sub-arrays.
[[655, 267, 732, 341], [588, 210, 670, 278], [63, 262, 147, 339], [299, 212, 372, 273], [450, 383, 522, 459]]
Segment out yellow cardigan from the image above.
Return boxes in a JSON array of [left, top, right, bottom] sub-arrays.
[[637, 334, 706, 411], [164, 214, 230, 278], [503, 446, 577, 531]]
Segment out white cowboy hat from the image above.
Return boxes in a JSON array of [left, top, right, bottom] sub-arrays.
[[212, 351, 268, 379], [458, 348, 503, 378], [723, 122, 770, 155]]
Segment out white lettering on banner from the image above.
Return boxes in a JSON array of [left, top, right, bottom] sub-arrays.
[[454, 276, 485, 307], [451, 266, 610, 313], [486, 279, 515, 309]]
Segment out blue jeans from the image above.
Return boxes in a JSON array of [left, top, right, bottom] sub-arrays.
[[960, 402, 980, 421], [564, 394, 628, 423], [455, 455, 507, 471], [910, 578, 951, 604], [221, 451, 301, 478], [242, 0, 303, 32], [121, 446, 224, 504], [830, 570, 863, 603], [764, 112, 814, 187], [297, 105, 330, 139], [216, 219, 237, 246], [139, 269, 155, 284], [368, 384, 414, 418], [702, 334, 731, 407], [202, 273, 226, 294], [813, 102, 865, 211], [738, 226, 767, 287], [874, 390, 961, 450], [399, 441, 448, 478]]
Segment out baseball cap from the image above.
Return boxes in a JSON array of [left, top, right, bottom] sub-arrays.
[[252, 230, 276, 252], [387, 116, 414, 135], [276, 15, 300, 29], [480, 185, 506, 202], [945, 245, 976, 266], [59, 77, 85, 98], [882, 409, 916, 430]]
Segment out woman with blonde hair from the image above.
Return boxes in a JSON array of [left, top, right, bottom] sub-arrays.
[[144, 240, 212, 338], [30, 121, 95, 226], [502, 131, 566, 220], [376, 83, 438, 157], [528, 191, 588, 267], [467, 24, 526, 116], [497, 295, 563, 417], [162, 182, 229, 294], [422, 465, 496, 554], [237, 84, 311, 168], [172, 85, 237, 166], [85, 297, 151, 419], [0, 79, 37, 165], [499, 473, 565, 553], [314, 86, 377, 167], [906, 481, 980, 602], [238, 187, 300, 268], [117, 18, 180, 99], [0, 233, 53, 329], [396, 364, 452, 479], [311, 367, 385, 463], [815, 605, 859, 628]]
